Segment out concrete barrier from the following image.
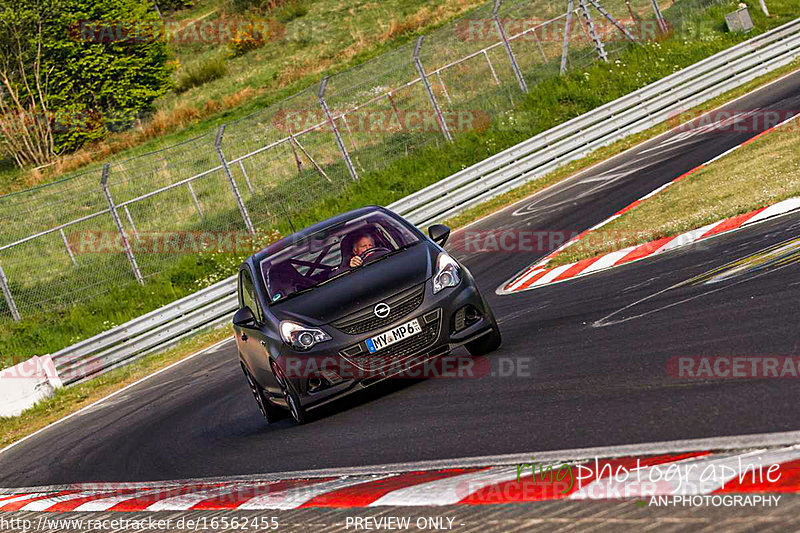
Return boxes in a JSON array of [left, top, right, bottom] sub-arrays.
[[0, 356, 63, 417]]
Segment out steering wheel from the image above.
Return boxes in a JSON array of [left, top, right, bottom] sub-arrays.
[[359, 246, 391, 260]]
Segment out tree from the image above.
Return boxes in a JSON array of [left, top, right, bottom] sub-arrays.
[[0, 5, 55, 168], [0, 0, 172, 167]]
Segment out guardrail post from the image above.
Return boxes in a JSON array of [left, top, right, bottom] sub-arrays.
[[493, 0, 528, 93], [215, 125, 256, 236], [579, 0, 608, 62], [318, 77, 359, 181], [0, 265, 20, 322], [561, 0, 575, 74], [100, 164, 144, 285], [413, 37, 453, 142], [650, 0, 669, 34]]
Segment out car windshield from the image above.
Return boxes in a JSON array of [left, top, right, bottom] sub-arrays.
[[260, 211, 420, 304]]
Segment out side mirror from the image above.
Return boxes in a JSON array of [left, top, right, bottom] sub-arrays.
[[233, 306, 256, 328], [428, 224, 451, 246]]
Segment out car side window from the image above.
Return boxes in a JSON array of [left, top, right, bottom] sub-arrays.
[[239, 269, 261, 323]]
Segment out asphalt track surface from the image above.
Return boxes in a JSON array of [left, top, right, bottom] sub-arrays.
[[1, 71, 799, 489]]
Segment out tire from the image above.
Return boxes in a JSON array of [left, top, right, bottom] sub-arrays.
[[242, 364, 285, 423], [466, 321, 502, 356], [271, 361, 307, 425]]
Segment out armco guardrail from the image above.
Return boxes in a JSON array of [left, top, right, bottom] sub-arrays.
[[51, 275, 237, 385], [50, 19, 800, 386], [388, 17, 800, 227]]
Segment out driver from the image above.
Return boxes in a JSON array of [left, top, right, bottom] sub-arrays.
[[349, 233, 375, 268]]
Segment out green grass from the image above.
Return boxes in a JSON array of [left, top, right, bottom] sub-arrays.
[[548, 109, 800, 266], [0, 0, 797, 367], [175, 54, 228, 93]]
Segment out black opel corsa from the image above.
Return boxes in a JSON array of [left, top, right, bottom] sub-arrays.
[[233, 206, 501, 424]]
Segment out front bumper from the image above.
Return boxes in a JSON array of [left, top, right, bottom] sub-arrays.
[[275, 274, 495, 412]]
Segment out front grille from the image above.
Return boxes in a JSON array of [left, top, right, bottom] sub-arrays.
[[339, 309, 441, 372], [331, 283, 425, 335]]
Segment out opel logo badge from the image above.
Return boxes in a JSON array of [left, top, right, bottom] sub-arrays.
[[374, 302, 391, 318]]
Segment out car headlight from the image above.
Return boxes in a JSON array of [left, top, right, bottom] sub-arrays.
[[280, 321, 332, 351], [433, 252, 461, 294]]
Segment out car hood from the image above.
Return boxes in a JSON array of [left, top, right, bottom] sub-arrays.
[[270, 242, 437, 326]]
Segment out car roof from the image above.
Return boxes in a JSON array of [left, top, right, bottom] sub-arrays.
[[250, 205, 389, 263]]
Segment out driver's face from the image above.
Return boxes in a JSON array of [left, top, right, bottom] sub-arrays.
[[353, 236, 374, 255]]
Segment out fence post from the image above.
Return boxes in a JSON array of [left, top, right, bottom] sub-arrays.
[[482, 50, 501, 85], [318, 77, 359, 181], [238, 160, 256, 194], [413, 37, 453, 143], [215, 125, 256, 236], [586, 0, 637, 41], [123, 206, 140, 242], [187, 181, 204, 219], [60, 228, 78, 267], [650, 0, 669, 34], [100, 164, 144, 285], [493, 0, 528, 93], [561, 0, 575, 74], [0, 265, 20, 322], [579, 0, 608, 62]]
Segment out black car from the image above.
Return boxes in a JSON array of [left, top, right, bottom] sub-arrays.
[[233, 206, 501, 424]]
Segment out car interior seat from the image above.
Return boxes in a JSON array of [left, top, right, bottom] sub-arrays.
[[266, 261, 315, 300]]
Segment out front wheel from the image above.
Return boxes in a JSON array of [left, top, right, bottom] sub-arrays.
[[242, 364, 285, 423], [466, 322, 502, 356], [272, 361, 307, 424]]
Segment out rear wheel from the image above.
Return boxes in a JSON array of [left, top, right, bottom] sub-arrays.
[[466, 321, 502, 356], [272, 361, 307, 425], [242, 364, 284, 423]]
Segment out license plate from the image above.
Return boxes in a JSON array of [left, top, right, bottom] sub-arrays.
[[365, 318, 422, 353]]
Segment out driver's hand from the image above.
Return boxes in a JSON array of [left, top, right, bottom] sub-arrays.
[[350, 256, 363, 267]]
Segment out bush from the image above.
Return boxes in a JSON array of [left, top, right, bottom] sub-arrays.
[[228, 27, 267, 56], [175, 56, 228, 93], [155, 0, 193, 12], [0, 0, 173, 156]]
